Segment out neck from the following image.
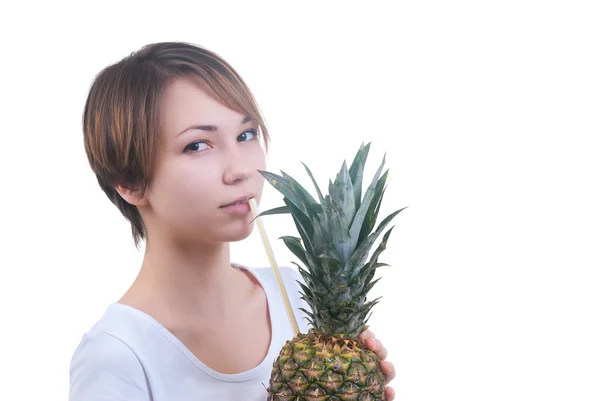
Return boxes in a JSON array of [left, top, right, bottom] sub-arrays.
[[125, 234, 250, 321]]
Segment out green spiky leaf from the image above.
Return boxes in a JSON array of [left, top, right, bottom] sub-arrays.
[[257, 143, 406, 338], [348, 142, 371, 208], [358, 169, 389, 244], [331, 161, 355, 225], [322, 196, 351, 263], [345, 207, 405, 274], [253, 205, 290, 221], [348, 153, 387, 251], [281, 170, 319, 211], [301, 162, 325, 204], [352, 226, 395, 281], [258, 170, 316, 218], [280, 236, 308, 267]]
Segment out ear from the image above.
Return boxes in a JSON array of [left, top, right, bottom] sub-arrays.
[[115, 184, 149, 207]]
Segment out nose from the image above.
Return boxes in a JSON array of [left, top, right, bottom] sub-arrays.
[[222, 145, 252, 185]]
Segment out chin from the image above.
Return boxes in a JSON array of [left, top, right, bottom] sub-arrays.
[[221, 220, 256, 243]]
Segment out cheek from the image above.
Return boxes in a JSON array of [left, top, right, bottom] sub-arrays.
[[152, 159, 219, 211], [250, 144, 267, 172], [251, 149, 267, 188]]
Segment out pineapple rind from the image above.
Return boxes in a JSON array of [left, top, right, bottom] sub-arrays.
[[267, 329, 386, 401]]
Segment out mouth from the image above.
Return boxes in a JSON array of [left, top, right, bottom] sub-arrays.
[[220, 195, 254, 208]]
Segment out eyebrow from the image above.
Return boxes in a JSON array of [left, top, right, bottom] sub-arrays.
[[177, 115, 252, 136]]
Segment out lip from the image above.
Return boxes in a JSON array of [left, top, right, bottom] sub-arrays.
[[220, 194, 254, 208]]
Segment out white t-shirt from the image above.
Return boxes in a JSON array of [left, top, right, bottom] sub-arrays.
[[69, 265, 311, 401]]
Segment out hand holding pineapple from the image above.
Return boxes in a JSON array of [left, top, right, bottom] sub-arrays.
[[360, 329, 396, 400], [259, 143, 405, 401]]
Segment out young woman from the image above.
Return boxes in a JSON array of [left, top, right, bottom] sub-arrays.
[[69, 41, 396, 401]]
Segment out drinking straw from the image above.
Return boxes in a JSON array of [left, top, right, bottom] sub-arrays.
[[249, 198, 300, 336]]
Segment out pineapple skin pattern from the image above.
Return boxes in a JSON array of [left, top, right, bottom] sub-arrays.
[[268, 330, 386, 401], [258, 143, 405, 401]]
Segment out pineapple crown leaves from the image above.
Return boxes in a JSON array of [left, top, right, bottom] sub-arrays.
[[257, 142, 404, 267], [256, 143, 407, 336]]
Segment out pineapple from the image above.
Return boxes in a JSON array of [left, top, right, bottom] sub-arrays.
[[258, 143, 406, 401]]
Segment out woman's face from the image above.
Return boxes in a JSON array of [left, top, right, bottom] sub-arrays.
[[142, 76, 266, 245]]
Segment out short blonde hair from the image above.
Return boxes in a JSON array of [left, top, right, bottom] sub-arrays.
[[82, 42, 270, 247]]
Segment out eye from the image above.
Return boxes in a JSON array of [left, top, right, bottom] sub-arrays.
[[184, 141, 210, 153], [237, 128, 259, 142]]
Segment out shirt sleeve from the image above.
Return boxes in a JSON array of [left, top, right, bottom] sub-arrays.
[[69, 330, 151, 401]]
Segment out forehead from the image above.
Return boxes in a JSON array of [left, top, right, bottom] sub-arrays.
[[160, 76, 243, 136]]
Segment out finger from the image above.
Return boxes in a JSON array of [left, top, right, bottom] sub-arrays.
[[381, 361, 396, 384], [385, 386, 395, 400], [359, 329, 375, 340], [367, 339, 388, 361], [364, 337, 379, 352]]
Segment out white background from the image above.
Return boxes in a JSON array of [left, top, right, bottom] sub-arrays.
[[1, 1, 599, 400]]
